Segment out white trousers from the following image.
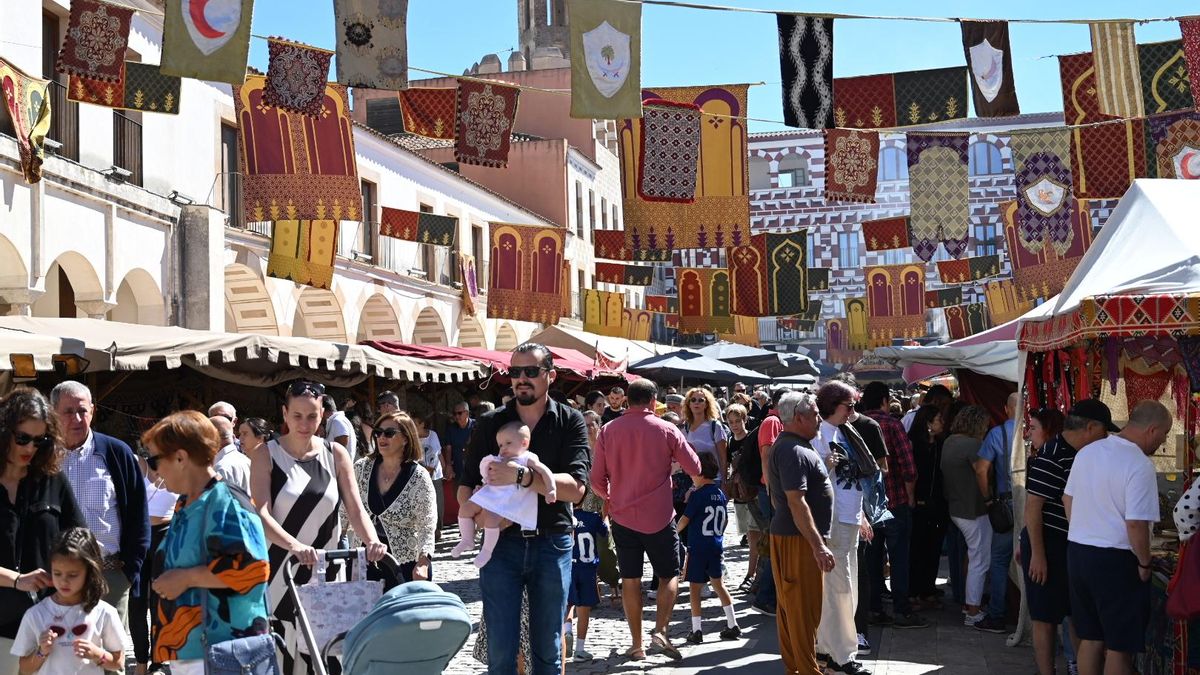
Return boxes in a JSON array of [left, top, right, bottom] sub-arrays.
[[952, 514, 993, 608], [0, 637, 18, 675], [817, 521, 861, 664]]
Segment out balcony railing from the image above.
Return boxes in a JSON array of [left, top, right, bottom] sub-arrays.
[[47, 80, 79, 161], [113, 111, 143, 187]]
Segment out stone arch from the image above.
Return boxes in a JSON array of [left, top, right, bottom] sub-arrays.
[[356, 294, 402, 342], [777, 153, 810, 187], [0, 235, 28, 289], [457, 314, 487, 349], [411, 306, 447, 345], [224, 264, 279, 335], [32, 252, 105, 318], [292, 287, 348, 343], [749, 156, 771, 190], [968, 139, 1005, 176], [108, 268, 165, 325], [494, 322, 519, 352]]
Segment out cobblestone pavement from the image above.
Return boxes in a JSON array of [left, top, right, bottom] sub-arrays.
[[434, 511, 1039, 675]]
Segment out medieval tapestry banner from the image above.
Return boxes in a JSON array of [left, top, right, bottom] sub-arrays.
[[861, 216, 910, 251], [0, 58, 52, 183], [568, 0, 642, 119], [945, 303, 991, 340], [1183, 19, 1200, 110], [907, 133, 970, 261], [729, 235, 769, 317], [595, 262, 654, 286], [845, 297, 870, 350], [925, 287, 963, 309], [776, 14, 834, 129], [807, 267, 831, 291], [825, 317, 858, 364], [57, 0, 133, 82], [638, 99, 701, 202], [1002, 199, 1093, 302], [823, 129, 878, 203], [936, 254, 1002, 284], [864, 263, 926, 346], [1139, 39, 1194, 114], [960, 20, 1019, 117], [456, 79, 521, 168], [397, 87, 457, 139], [267, 220, 338, 290], [1009, 129, 1074, 254], [1089, 21, 1144, 119], [718, 315, 761, 347], [1146, 110, 1200, 179], [380, 206, 457, 246], [459, 253, 479, 317], [593, 229, 633, 260], [645, 295, 678, 314], [1058, 52, 1147, 199], [677, 268, 735, 334], [985, 278, 1035, 326], [334, 0, 409, 90], [833, 66, 967, 129], [623, 309, 653, 341], [162, 0, 254, 84], [583, 289, 625, 338], [487, 223, 565, 325], [765, 232, 809, 315], [264, 38, 333, 117], [69, 62, 182, 114]]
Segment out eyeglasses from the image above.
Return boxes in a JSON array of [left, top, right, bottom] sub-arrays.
[[506, 366, 547, 379], [454, 410, 469, 417], [372, 428, 402, 439], [13, 432, 54, 451], [288, 381, 325, 398]]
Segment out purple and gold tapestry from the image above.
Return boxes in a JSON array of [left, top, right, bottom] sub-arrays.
[[864, 263, 926, 346], [1002, 199, 1093, 302], [1009, 129, 1074, 255], [907, 133, 970, 261], [487, 223, 565, 325]]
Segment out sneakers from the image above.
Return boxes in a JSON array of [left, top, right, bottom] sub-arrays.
[[1067, 660, 1079, 675], [964, 611, 986, 627], [892, 613, 930, 629], [719, 625, 741, 640], [702, 585, 714, 599], [647, 589, 657, 601], [574, 649, 594, 662], [750, 602, 776, 617], [974, 616, 1007, 634], [868, 611, 893, 626], [829, 659, 872, 674], [649, 630, 682, 661], [686, 630, 703, 645], [857, 634, 871, 655]]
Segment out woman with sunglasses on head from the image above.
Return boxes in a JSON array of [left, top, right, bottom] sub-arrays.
[[0, 386, 84, 674], [248, 381, 386, 675], [348, 412, 435, 584]]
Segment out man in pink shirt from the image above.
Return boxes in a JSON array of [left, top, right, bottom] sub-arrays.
[[591, 378, 701, 662]]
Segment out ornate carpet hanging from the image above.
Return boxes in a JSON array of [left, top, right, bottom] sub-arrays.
[[833, 66, 968, 129], [1182, 19, 1200, 111], [267, 220, 338, 290], [459, 253, 480, 317], [677, 268, 735, 334], [960, 20, 1020, 118], [397, 87, 457, 139], [1138, 39, 1193, 114], [56, 0, 133, 83], [582, 289, 625, 338], [619, 84, 750, 259], [0, 58, 52, 184], [1009, 129, 1074, 255], [937, 254, 1002, 284], [765, 232, 809, 315], [925, 287, 962, 309], [865, 263, 926, 346], [1089, 22, 1144, 119], [777, 14, 834, 129], [456, 79, 521, 168], [807, 268, 831, 292], [1146, 110, 1200, 179], [825, 317, 859, 364], [861, 216, 910, 251], [730, 235, 769, 317], [907, 133, 970, 261], [69, 62, 182, 114], [593, 230, 632, 260], [487, 223, 564, 325], [379, 207, 457, 245], [845, 297, 870, 350], [334, 0, 409, 90], [823, 129, 878, 203], [264, 38, 333, 117], [1002, 199, 1093, 303], [568, 0, 642, 120], [161, 0, 253, 85], [1058, 53, 1147, 199], [233, 75, 361, 223], [984, 278, 1035, 325], [595, 262, 653, 286], [945, 303, 991, 340], [638, 99, 701, 203], [623, 309, 653, 341], [645, 295, 678, 314]]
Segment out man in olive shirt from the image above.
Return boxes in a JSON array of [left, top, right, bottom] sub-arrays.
[[769, 391, 836, 675]]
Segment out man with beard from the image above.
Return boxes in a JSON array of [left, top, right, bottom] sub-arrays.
[[460, 343, 591, 674]]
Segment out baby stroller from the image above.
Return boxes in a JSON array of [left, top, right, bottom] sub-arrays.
[[285, 549, 471, 675]]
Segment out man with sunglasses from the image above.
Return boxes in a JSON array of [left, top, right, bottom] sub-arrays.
[[445, 402, 474, 483], [459, 343, 590, 674], [49, 381, 150, 627]]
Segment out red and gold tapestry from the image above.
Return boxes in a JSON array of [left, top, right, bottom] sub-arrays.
[[729, 235, 769, 317], [459, 253, 480, 317], [234, 75, 361, 223], [1183, 19, 1200, 110], [1146, 110, 1200, 179], [646, 295, 678, 314], [865, 263, 926, 346], [677, 268, 735, 334], [845, 297, 870, 350], [1058, 52, 1147, 198], [638, 99, 701, 203], [595, 262, 654, 286], [623, 309, 653, 341], [593, 230, 632, 260], [807, 267, 830, 291], [456, 79, 520, 168], [0, 58, 52, 184], [861, 216, 910, 251], [487, 223, 565, 325], [907, 133, 971, 261], [56, 0, 133, 83], [833, 66, 968, 129], [925, 287, 962, 309], [69, 61, 182, 114], [823, 129, 879, 203], [380, 206, 457, 246], [397, 87, 457, 139], [985, 278, 1035, 325], [1002, 199, 1093, 302], [582, 289, 625, 337], [944, 303, 990, 340], [264, 38, 332, 117], [619, 84, 750, 259], [825, 317, 860, 364], [936, 254, 1002, 284], [717, 314, 760, 347], [266, 220, 338, 290]]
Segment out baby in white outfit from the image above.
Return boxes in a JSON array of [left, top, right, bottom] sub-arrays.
[[452, 421, 556, 567]]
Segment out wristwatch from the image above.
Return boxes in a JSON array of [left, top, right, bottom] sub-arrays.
[[515, 466, 526, 487]]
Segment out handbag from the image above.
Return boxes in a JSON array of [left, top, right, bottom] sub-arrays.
[[294, 549, 383, 656], [986, 426, 1014, 534], [1167, 540, 1200, 620]]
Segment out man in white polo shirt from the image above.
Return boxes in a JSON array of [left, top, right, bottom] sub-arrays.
[[1063, 399, 1167, 675]]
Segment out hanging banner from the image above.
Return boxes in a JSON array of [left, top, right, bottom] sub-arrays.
[[456, 80, 520, 168], [864, 263, 926, 346], [638, 99, 701, 203], [825, 317, 859, 364], [1146, 110, 1200, 179], [593, 229, 632, 260], [936, 254, 1002, 284], [1182, 19, 1200, 110], [379, 207, 457, 246], [1139, 39, 1194, 114], [397, 87, 457, 139], [334, 0, 409, 90], [1058, 51, 1147, 199], [845, 297, 870, 350], [69, 62, 182, 114], [595, 262, 654, 286], [57, 0, 133, 82], [717, 314, 761, 347], [623, 308, 653, 341], [823, 129, 878, 202], [0, 58, 52, 184], [960, 20, 1020, 117], [861, 216, 910, 251], [795, 300, 824, 331], [924, 287, 962, 309], [1002, 199, 1093, 302], [161, 0, 254, 84], [776, 14, 834, 129], [487, 223, 565, 325], [264, 38, 333, 117], [944, 303, 990, 340], [1009, 129, 1074, 255], [833, 66, 968, 129], [907, 133, 970, 262], [645, 295, 678, 314], [729, 235, 769, 317], [1089, 22, 1144, 119], [266, 220, 338, 290], [459, 253, 480, 317], [984, 278, 1035, 326], [568, 0, 642, 119], [807, 267, 831, 291], [582, 289, 625, 337], [677, 268, 734, 334]]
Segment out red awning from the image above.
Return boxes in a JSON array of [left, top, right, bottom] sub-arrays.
[[364, 341, 620, 380]]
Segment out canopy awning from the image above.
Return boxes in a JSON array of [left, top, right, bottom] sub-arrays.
[[0, 317, 488, 385], [630, 350, 773, 384], [528, 325, 671, 363], [875, 319, 1022, 384], [0, 327, 88, 377], [364, 341, 615, 380]]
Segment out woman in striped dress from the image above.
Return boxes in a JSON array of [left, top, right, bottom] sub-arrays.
[[249, 381, 386, 675]]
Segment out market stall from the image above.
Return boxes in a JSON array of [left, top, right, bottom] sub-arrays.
[[629, 349, 772, 385]]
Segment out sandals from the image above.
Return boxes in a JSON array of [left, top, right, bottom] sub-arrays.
[[737, 577, 754, 592], [623, 646, 646, 661], [649, 630, 682, 661]]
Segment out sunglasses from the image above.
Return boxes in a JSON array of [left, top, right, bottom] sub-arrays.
[[48, 623, 88, 641], [144, 453, 165, 471], [288, 381, 325, 397], [688, 398, 706, 404], [506, 366, 547, 379], [13, 432, 54, 451], [454, 410, 469, 416], [372, 428, 402, 439]]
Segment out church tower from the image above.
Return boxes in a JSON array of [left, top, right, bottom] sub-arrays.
[[517, 0, 570, 70]]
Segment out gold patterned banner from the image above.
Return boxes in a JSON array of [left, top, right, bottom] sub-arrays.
[[583, 289, 625, 337], [623, 308, 653, 341], [1089, 22, 1145, 119], [984, 278, 1035, 325], [846, 296, 870, 350], [0, 58, 52, 183], [266, 220, 338, 290], [717, 315, 761, 347], [677, 267, 735, 334], [487, 223, 565, 325]]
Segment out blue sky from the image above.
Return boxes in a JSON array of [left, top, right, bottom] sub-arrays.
[[247, 0, 1187, 132]]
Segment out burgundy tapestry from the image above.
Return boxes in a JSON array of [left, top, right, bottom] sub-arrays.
[[264, 38, 333, 117], [1002, 199, 1093, 303], [456, 79, 521, 168], [593, 229, 632, 260], [678, 268, 735, 334], [487, 223, 565, 325], [397, 87, 457, 139], [638, 98, 701, 203], [823, 128, 879, 203], [861, 216, 910, 251]]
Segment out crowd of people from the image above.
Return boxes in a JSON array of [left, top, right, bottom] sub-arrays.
[[0, 341, 1192, 675]]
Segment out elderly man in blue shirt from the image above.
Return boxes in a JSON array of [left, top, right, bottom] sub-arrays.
[[973, 392, 1018, 634]]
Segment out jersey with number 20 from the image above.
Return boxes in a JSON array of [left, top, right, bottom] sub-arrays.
[[572, 510, 608, 567], [684, 483, 728, 557]]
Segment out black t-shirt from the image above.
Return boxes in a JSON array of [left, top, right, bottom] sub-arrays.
[[850, 414, 889, 460], [601, 407, 624, 425], [0, 472, 85, 637], [461, 398, 591, 533], [728, 429, 762, 489]]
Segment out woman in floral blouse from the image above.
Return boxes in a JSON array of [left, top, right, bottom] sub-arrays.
[[349, 411, 436, 583]]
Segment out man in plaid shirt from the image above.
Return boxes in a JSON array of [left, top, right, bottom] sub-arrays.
[[860, 382, 927, 629]]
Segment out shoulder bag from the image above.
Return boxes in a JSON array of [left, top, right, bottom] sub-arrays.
[[986, 425, 1014, 534]]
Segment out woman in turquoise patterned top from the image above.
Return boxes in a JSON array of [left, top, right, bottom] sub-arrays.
[[144, 411, 271, 675]]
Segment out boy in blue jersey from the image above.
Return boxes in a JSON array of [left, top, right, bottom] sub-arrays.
[[566, 508, 607, 661], [678, 453, 741, 643]]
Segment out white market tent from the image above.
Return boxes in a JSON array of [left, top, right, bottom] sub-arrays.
[[874, 320, 1023, 384], [0, 327, 88, 376], [529, 324, 673, 364]]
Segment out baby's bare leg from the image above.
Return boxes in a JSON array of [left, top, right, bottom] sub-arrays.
[[475, 508, 506, 569], [452, 501, 484, 558]]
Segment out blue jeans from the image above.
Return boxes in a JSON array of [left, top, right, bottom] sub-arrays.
[[754, 488, 776, 608], [479, 532, 572, 675], [987, 513, 1014, 620], [868, 504, 912, 615]]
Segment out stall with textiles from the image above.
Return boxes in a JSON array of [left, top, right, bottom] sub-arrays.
[[1016, 181, 1200, 674]]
